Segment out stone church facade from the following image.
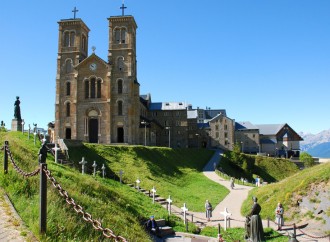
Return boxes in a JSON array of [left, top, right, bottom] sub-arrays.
[[55, 14, 140, 144]]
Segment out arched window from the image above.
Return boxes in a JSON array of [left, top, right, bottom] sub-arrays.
[[85, 80, 89, 99], [121, 29, 126, 43], [118, 57, 124, 71], [115, 29, 120, 44], [65, 60, 72, 73], [64, 32, 70, 47], [118, 79, 123, 94], [97, 79, 101, 98], [66, 102, 70, 117], [70, 31, 75, 47], [66, 82, 71, 96], [82, 35, 87, 51], [90, 78, 96, 98], [118, 101, 123, 115]]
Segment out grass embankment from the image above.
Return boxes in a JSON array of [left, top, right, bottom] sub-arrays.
[[220, 151, 299, 183], [0, 131, 229, 241], [241, 162, 330, 223], [68, 143, 229, 211]]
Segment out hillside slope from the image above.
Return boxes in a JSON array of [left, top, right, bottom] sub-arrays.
[[241, 162, 330, 234]]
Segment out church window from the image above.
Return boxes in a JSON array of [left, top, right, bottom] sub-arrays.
[[66, 82, 71, 96], [65, 60, 72, 73], [118, 79, 123, 94], [115, 29, 120, 44], [85, 81, 89, 98], [164, 120, 169, 126], [121, 29, 126, 43], [118, 57, 124, 71], [90, 78, 96, 98], [97, 79, 101, 98], [70, 31, 75, 47], [64, 32, 70, 47], [82, 35, 87, 52], [66, 102, 70, 117], [118, 101, 123, 115]]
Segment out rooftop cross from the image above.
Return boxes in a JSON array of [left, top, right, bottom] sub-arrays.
[[120, 0, 127, 16], [72, 7, 79, 19]]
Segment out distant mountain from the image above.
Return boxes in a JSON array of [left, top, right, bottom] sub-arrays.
[[300, 129, 330, 158]]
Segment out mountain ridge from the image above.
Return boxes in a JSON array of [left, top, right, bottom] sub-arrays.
[[300, 129, 330, 158]]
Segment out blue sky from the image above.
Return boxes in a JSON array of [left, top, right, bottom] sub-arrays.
[[0, 0, 329, 134]]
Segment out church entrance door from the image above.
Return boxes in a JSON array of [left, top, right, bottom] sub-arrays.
[[117, 127, 124, 143], [65, 128, 71, 139], [89, 119, 98, 143]]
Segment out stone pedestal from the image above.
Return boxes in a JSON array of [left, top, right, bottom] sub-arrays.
[[11, 119, 22, 131]]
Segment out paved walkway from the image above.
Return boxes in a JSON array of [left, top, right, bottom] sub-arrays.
[[0, 190, 37, 242]]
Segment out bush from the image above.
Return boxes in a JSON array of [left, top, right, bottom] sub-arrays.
[[300, 152, 315, 167]]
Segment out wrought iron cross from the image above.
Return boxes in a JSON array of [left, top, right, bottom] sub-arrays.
[[72, 7, 79, 19], [120, 0, 127, 16]]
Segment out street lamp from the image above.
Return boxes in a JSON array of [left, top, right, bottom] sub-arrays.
[[166, 127, 171, 148], [141, 121, 147, 146]]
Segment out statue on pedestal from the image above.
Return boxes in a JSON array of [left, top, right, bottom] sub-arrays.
[[245, 197, 265, 242], [14, 96, 21, 120]]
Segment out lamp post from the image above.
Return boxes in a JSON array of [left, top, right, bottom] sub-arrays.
[[166, 127, 171, 148], [34, 132, 37, 146], [141, 121, 147, 146], [241, 141, 243, 153]]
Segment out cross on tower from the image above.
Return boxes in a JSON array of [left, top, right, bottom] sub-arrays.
[[120, 0, 127, 16], [72, 7, 79, 19]]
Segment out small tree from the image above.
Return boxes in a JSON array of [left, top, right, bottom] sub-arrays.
[[300, 152, 315, 167]]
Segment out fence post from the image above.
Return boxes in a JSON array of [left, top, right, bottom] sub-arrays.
[[191, 214, 194, 223], [185, 218, 188, 232], [40, 163, 47, 234], [267, 217, 270, 228], [4, 141, 8, 174]]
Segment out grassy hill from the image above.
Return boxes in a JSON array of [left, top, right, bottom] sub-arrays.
[[0, 131, 228, 241], [241, 161, 330, 232]]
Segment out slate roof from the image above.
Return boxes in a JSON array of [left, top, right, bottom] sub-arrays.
[[149, 102, 188, 111], [235, 121, 258, 130], [204, 109, 227, 119], [255, 124, 285, 135], [260, 138, 277, 144], [197, 123, 210, 129]]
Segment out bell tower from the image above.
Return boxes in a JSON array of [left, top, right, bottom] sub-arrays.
[[108, 6, 140, 144], [55, 10, 90, 141]]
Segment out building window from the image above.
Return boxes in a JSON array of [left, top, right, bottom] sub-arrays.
[[118, 57, 124, 71], [66, 103, 70, 117], [176, 120, 181, 126], [115, 29, 120, 44], [215, 125, 219, 131], [121, 29, 126, 43], [70, 31, 75, 47], [66, 82, 71, 96], [225, 133, 228, 138], [97, 80, 101, 98], [65, 60, 72, 73], [176, 111, 180, 116], [85, 81, 89, 98], [118, 101, 123, 115], [114, 28, 126, 44], [64, 32, 70, 47], [118, 79, 123, 94], [82, 35, 87, 52], [225, 124, 228, 130], [164, 120, 169, 126], [90, 78, 96, 98]]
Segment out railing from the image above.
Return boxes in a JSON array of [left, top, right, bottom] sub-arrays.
[[58, 138, 69, 160], [1, 141, 127, 241]]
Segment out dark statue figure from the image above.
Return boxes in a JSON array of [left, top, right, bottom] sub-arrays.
[[38, 140, 49, 164], [14, 96, 22, 120], [245, 197, 265, 242]]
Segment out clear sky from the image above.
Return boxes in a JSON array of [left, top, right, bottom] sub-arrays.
[[0, 0, 329, 134]]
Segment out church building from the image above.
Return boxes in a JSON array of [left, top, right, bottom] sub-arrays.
[[55, 7, 140, 144]]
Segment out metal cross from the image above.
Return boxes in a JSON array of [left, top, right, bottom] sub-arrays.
[[151, 186, 157, 204], [91, 46, 96, 53], [136, 178, 141, 190], [92, 161, 97, 177], [119, 170, 124, 183], [120, 0, 127, 16], [167, 195, 173, 214], [79, 157, 88, 174], [101, 164, 106, 178], [181, 203, 188, 224], [220, 207, 232, 231], [72, 7, 79, 19]]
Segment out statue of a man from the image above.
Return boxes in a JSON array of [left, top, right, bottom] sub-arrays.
[[14, 96, 22, 120], [245, 197, 265, 242]]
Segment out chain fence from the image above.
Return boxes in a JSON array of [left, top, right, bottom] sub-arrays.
[[2, 143, 128, 242]]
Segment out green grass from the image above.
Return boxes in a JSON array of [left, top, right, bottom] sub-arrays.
[[241, 162, 330, 221], [0, 131, 229, 241], [200, 227, 288, 241], [68, 143, 229, 211]]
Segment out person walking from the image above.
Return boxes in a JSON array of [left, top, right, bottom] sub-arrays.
[[205, 200, 212, 222], [230, 177, 235, 189], [275, 202, 284, 230]]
